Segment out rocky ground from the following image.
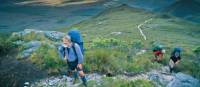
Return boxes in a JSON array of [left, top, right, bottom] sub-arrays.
[[29, 66, 200, 87], [9, 29, 200, 87]]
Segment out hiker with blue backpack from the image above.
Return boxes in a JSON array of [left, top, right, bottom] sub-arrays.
[[58, 30, 87, 86], [169, 48, 182, 73]]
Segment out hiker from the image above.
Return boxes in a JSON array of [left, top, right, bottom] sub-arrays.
[[152, 45, 164, 62], [169, 48, 181, 73], [58, 35, 87, 86]]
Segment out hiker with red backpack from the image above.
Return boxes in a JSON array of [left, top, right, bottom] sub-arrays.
[[58, 29, 87, 86], [152, 44, 165, 62], [169, 48, 181, 73]]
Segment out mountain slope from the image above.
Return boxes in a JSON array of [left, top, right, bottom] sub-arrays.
[[161, 0, 200, 22], [60, 4, 200, 79], [116, 0, 200, 23], [60, 4, 200, 47]]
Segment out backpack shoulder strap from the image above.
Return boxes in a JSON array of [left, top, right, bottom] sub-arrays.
[[72, 43, 78, 59]]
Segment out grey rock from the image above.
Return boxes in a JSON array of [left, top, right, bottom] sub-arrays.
[[111, 32, 122, 35], [167, 73, 200, 87], [148, 71, 174, 87], [44, 31, 65, 41], [13, 40, 24, 45], [103, 0, 122, 8], [13, 29, 65, 42], [24, 41, 41, 48], [18, 41, 41, 58], [20, 46, 39, 58], [13, 29, 43, 37]]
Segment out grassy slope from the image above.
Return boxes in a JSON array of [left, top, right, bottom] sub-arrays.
[[1, 4, 199, 87], [59, 5, 200, 47], [59, 5, 200, 78]]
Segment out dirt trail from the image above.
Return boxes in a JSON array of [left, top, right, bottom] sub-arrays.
[[30, 66, 172, 87], [137, 18, 153, 40]]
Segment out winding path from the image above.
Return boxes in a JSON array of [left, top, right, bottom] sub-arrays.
[[137, 18, 153, 40], [31, 66, 173, 87]]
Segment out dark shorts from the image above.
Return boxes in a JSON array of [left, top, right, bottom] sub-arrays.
[[67, 59, 82, 72]]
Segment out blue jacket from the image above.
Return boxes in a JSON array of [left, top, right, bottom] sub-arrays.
[[58, 43, 83, 64]]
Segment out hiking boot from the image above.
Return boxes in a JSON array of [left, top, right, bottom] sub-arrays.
[[72, 71, 78, 84], [81, 76, 87, 87], [83, 82, 87, 87], [170, 68, 173, 73]]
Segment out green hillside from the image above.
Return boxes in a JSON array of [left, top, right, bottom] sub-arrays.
[[59, 4, 200, 78]]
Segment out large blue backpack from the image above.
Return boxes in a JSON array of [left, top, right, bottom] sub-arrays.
[[171, 48, 181, 56], [68, 29, 84, 55]]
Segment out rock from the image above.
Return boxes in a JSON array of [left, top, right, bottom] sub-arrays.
[[97, 21, 103, 25], [111, 32, 122, 35], [44, 31, 65, 41], [145, 24, 160, 29], [48, 78, 60, 86], [66, 76, 73, 82], [136, 50, 146, 55], [13, 29, 64, 58], [103, 0, 121, 8], [13, 40, 24, 45], [161, 66, 170, 73], [24, 82, 30, 85], [18, 41, 41, 58], [167, 73, 200, 87], [20, 47, 38, 58], [148, 71, 174, 87], [24, 41, 41, 48], [13, 29, 43, 37], [13, 29, 65, 42]]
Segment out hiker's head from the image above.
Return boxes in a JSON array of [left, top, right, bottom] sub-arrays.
[[174, 52, 180, 57], [172, 48, 181, 57], [63, 35, 71, 45]]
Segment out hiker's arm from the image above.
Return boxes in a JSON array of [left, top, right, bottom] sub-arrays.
[[58, 46, 65, 60], [175, 57, 181, 64], [75, 44, 83, 64], [175, 60, 180, 65]]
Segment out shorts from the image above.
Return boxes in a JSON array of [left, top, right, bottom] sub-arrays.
[[169, 59, 175, 68], [67, 59, 82, 72]]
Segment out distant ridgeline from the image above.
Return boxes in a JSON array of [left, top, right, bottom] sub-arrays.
[[121, 0, 200, 23]]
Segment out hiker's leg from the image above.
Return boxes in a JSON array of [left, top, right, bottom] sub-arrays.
[[153, 55, 158, 61], [67, 62, 76, 77], [169, 59, 175, 73], [67, 68, 72, 76], [72, 71, 78, 78], [157, 54, 163, 61], [77, 66, 87, 86], [66, 67, 74, 82], [72, 70, 78, 84]]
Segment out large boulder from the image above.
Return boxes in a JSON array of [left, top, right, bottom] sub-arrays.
[[44, 31, 65, 41], [148, 71, 174, 87], [18, 41, 41, 58], [167, 73, 200, 87], [12, 29, 43, 36], [12, 29, 65, 41]]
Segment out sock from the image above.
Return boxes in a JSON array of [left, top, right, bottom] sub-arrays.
[[81, 76, 87, 86]]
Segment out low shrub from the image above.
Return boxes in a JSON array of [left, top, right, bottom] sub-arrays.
[[29, 43, 66, 74]]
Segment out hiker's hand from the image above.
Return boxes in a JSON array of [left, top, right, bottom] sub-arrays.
[[77, 64, 82, 69], [175, 60, 179, 65], [64, 57, 67, 61], [63, 57, 67, 63]]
